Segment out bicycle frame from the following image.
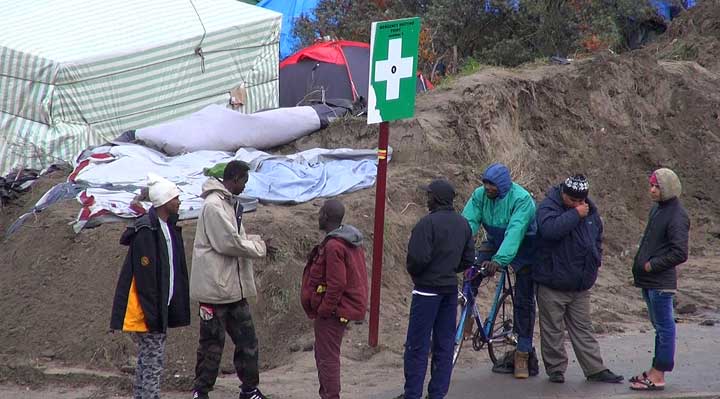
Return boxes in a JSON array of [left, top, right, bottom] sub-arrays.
[[455, 266, 514, 348]]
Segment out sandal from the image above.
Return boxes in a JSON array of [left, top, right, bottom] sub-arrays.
[[629, 372, 648, 383], [630, 377, 665, 391]]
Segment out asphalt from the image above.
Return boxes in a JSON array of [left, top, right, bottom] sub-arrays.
[[373, 323, 720, 399]]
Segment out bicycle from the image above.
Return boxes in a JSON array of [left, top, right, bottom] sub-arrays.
[[452, 258, 517, 366]]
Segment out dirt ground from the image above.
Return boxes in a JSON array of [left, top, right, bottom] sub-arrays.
[[2, 6, 720, 397]]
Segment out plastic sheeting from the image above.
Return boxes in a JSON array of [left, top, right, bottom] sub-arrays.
[[69, 144, 385, 231]]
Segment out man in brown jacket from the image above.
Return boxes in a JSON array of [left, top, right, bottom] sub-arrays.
[[190, 160, 269, 399], [301, 199, 368, 399]]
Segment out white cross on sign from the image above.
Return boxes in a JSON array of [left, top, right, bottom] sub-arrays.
[[374, 38, 414, 101]]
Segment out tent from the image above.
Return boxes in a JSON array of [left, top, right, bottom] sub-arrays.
[[257, 0, 319, 60], [0, 0, 281, 176], [279, 40, 433, 108]]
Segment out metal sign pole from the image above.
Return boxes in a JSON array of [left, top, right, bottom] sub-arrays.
[[369, 121, 389, 347]]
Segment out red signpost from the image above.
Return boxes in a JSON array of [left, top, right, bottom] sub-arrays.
[[368, 121, 389, 347]]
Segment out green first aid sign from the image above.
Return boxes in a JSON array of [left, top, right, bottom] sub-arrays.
[[367, 17, 421, 124]]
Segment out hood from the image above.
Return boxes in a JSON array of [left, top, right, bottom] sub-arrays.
[[327, 224, 364, 246], [201, 177, 232, 199], [120, 208, 157, 246], [654, 168, 682, 201], [482, 163, 512, 199]]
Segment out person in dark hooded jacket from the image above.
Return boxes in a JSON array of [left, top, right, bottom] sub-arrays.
[[534, 175, 622, 385], [629, 168, 689, 391], [110, 173, 190, 399], [402, 179, 475, 399], [301, 199, 368, 399]]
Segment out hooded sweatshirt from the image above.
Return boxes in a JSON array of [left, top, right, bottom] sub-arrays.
[[190, 178, 266, 304], [301, 225, 369, 320], [462, 163, 537, 270], [633, 168, 690, 289]]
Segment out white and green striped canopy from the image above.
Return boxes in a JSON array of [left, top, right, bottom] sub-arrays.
[[0, 0, 281, 176]]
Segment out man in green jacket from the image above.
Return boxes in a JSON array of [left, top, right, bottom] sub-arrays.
[[462, 163, 537, 378]]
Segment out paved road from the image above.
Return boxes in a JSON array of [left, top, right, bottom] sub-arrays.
[[373, 323, 720, 399]]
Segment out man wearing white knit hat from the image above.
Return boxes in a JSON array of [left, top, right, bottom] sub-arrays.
[[110, 173, 191, 399]]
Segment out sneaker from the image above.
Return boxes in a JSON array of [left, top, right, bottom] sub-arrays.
[[192, 391, 209, 399], [548, 371, 565, 383], [239, 387, 267, 399], [587, 369, 624, 383]]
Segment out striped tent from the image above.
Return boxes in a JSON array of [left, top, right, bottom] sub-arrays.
[[0, 0, 281, 176]]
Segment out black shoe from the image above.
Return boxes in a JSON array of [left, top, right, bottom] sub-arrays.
[[548, 371, 565, 383], [587, 369, 624, 383], [192, 391, 209, 399], [239, 387, 267, 399]]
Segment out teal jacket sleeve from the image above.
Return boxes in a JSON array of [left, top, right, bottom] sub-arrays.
[[462, 188, 484, 236], [492, 192, 535, 266]]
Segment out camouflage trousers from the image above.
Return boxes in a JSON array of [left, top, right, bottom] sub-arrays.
[[131, 332, 167, 399], [193, 300, 259, 394]]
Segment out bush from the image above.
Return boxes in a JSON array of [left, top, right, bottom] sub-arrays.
[[293, 0, 684, 73]]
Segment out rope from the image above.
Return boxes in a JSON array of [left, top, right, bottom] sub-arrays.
[[188, 0, 208, 73]]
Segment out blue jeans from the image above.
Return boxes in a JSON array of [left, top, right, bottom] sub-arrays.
[[514, 269, 536, 353], [403, 293, 457, 399], [642, 288, 676, 372]]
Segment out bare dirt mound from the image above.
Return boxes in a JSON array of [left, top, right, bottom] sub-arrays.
[[652, 0, 720, 72], [2, 51, 720, 391]]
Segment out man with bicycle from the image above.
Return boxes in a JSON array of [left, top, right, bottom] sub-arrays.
[[462, 163, 537, 379]]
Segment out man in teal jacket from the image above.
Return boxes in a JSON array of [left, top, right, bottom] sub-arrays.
[[462, 163, 537, 379]]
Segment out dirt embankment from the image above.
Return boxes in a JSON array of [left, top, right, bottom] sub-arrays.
[[2, 46, 720, 391], [652, 0, 720, 73]]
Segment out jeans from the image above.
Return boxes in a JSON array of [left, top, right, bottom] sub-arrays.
[[514, 269, 536, 353], [403, 292, 457, 399], [642, 288, 676, 372]]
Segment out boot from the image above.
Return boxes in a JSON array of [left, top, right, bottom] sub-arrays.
[[514, 351, 529, 379]]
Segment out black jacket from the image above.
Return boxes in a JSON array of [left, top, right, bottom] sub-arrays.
[[110, 208, 191, 332], [533, 186, 603, 292], [406, 206, 475, 294], [633, 197, 690, 289]]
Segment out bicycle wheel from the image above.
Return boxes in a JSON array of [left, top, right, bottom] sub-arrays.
[[452, 298, 474, 366], [486, 291, 516, 365]]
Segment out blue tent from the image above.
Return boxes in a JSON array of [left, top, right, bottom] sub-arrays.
[[650, 0, 696, 20], [257, 0, 319, 60]]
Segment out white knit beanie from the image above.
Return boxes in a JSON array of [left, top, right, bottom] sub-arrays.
[[147, 173, 180, 207]]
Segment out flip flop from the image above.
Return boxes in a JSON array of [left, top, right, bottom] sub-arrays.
[[629, 372, 648, 383], [630, 377, 665, 391]]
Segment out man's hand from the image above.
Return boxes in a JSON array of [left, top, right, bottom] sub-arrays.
[[575, 202, 590, 218], [480, 260, 501, 276], [264, 237, 279, 260], [643, 261, 652, 272]]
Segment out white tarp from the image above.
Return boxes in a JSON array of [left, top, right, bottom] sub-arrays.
[[70, 144, 385, 231], [135, 105, 322, 155]]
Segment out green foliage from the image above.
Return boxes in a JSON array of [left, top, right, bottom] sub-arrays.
[[293, 0, 676, 71]]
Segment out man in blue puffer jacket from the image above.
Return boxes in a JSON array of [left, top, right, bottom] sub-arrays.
[[533, 175, 623, 384]]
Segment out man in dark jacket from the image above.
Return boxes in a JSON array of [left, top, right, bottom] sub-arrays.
[[402, 179, 475, 399], [533, 175, 622, 385], [301, 199, 368, 399], [110, 173, 191, 399], [630, 168, 689, 391]]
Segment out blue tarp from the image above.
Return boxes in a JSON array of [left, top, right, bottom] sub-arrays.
[[649, 0, 696, 20], [257, 0, 319, 60]]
